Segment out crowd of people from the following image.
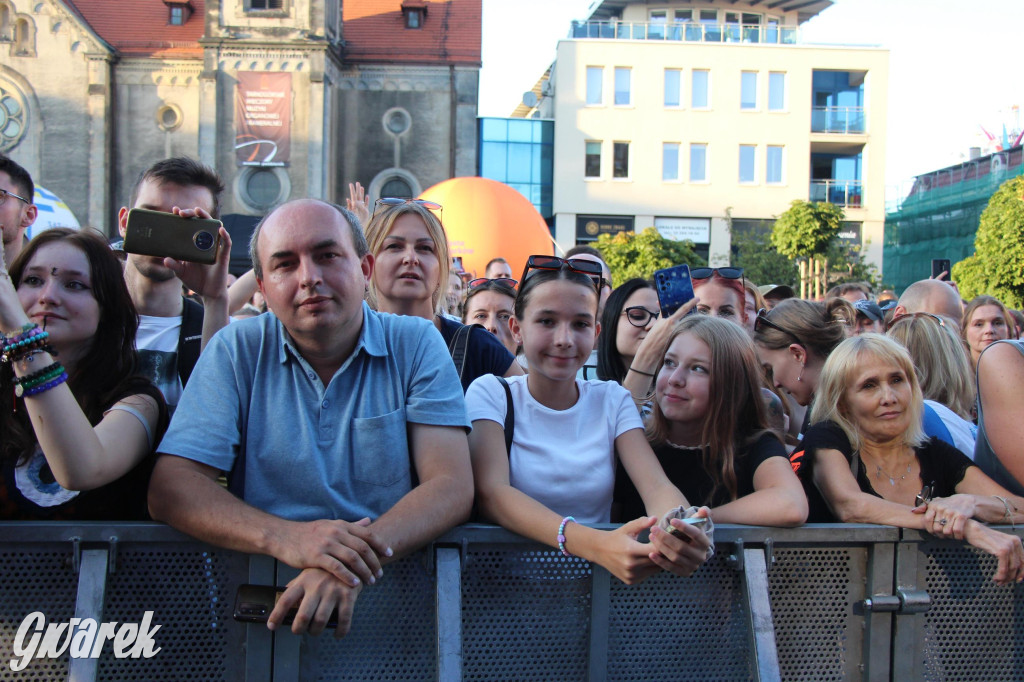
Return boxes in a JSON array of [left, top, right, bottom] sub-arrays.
[[2, 153, 1024, 647]]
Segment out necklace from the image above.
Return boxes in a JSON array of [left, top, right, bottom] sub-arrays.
[[874, 461, 913, 486], [665, 440, 709, 451]]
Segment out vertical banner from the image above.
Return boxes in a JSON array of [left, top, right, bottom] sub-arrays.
[[234, 72, 291, 166]]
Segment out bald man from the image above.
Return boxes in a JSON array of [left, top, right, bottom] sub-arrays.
[[893, 279, 964, 325]]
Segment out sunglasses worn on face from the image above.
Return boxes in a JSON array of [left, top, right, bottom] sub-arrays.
[[691, 267, 743, 280], [623, 306, 660, 328], [469, 277, 518, 291], [886, 311, 946, 332], [520, 255, 605, 291], [0, 188, 30, 207], [754, 308, 805, 347]]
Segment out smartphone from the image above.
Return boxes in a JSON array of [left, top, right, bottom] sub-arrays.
[[233, 584, 339, 628], [124, 208, 223, 264], [653, 264, 696, 316], [931, 258, 951, 280]]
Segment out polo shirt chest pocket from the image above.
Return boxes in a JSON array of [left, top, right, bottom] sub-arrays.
[[351, 408, 409, 487]]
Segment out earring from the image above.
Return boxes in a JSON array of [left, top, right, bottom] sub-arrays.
[[797, 363, 805, 382]]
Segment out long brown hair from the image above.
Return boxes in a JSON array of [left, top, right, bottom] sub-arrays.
[[1, 229, 144, 464], [646, 315, 778, 503]]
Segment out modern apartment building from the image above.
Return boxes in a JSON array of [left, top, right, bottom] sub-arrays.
[[529, 0, 888, 269]]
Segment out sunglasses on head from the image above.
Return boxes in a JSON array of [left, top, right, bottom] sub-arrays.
[[691, 267, 743, 280], [754, 308, 805, 347], [520, 255, 605, 291], [886, 311, 946, 332], [468, 277, 518, 291], [623, 306, 660, 328], [373, 197, 443, 218]]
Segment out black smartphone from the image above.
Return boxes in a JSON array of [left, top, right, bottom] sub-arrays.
[[233, 584, 339, 628], [124, 208, 223, 264], [931, 258, 951, 280], [653, 264, 696, 316]]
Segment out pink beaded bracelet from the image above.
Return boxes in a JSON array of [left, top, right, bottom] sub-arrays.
[[557, 516, 576, 558]]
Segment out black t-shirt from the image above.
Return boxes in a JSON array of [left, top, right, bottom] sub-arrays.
[[798, 420, 974, 523], [0, 382, 168, 521], [615, 431, 786, 520], [437, 316, 516, 393]]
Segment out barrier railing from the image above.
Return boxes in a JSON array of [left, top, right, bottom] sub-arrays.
[[1, 523, 1022, 681]]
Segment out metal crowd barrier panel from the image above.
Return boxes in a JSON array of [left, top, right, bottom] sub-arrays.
[[1, 523, 1022, 681]]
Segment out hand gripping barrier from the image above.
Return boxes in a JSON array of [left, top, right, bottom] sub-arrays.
[[1, 522, 1022, 681]]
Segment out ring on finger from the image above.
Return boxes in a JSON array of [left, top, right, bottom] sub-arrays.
[[939, 518, 948, 526]]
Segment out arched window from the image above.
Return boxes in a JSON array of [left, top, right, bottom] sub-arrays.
[[380, 177, 413, 199], [0, 83, 26, 152], [13, 17, 34, 56], [0, 4, 11, 42]]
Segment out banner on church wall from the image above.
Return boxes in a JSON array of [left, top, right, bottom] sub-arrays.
[[234, 72, 291, 166]]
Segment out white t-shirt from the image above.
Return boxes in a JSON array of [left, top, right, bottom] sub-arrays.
[[466, 374, 643, 523], [136, 314, 183, 412]]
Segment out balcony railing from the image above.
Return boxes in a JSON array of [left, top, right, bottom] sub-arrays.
[[810, 179, 863, 207], [811, 106, 866, 134], [569, 20, 800, 45]]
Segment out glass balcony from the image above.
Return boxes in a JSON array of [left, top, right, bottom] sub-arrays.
[[811, 107, 866, 134], [810, 180, 863, 208], [569, 20, 799, 44]]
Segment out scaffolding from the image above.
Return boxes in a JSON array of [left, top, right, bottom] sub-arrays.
[[883, 146, 1024, 292]]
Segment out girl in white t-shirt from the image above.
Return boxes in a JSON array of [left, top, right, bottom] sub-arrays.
[[466, 256, 710, 585]]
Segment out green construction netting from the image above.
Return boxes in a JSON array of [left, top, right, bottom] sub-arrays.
[[883, 156, 1024, 292]]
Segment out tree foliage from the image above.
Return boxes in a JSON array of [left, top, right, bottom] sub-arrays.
[[952, 175, 1024, 308], [594, 227, 705, 284], [770, 200, 845, 259], [730, 231, 798, 287]]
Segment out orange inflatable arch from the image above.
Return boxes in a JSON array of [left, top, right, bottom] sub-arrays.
[[419, 177, 554, 280]]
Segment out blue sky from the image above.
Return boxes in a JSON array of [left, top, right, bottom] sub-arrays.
[[479, 0, 1024, 191]]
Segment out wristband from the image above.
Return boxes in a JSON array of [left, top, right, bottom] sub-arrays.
[[557, 516, 576, 558], [628, 367, 655, 378]]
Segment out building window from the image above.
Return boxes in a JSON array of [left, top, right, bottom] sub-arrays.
[[381, 177, 413, 198], [768, 72, 785, 111], [614, 68, 631, 106], [404, 9, 424, 28], [663, 143, 680, 181], [169, 6, 184, 24], [586, 67, 603, 105], [238, 166, 289, 211], [690, 143, 707, 182], [739, 145, 756, 183], [692, 70, 709, 108], [766, 145, 784, 184], [585, 141, 601, 178], [0, 84, 27, 152], [741, 72, 757, 110], [248, 0, 283, 10], [664, 69, 681, 107], [613, 142, 630, 178]]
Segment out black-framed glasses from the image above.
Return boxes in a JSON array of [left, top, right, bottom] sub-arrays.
[[373, 197, 443, 218], [0, 188, 30, 207], [754, 308, 805, 347], [886, 311, 946, 332], [691, 267, 743, 280], [623, 306, 660, 328], [520, 255, 604, 291], [468, 277, 518, 291]]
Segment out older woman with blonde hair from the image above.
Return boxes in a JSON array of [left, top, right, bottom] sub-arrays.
[[364, 199, 522, 391], [801, 334, 1024, 584], [886, 312, 976, 455]]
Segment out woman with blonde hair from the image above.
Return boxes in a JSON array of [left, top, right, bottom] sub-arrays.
[[615, 316, 806, 526], [364, 199, 522, 391], [802, 335, 1024, 584], [961, 295, 1015, 370], [887, 312, 976, 454]]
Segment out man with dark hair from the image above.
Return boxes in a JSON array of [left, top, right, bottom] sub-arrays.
[[0, 155, 37, 268], [484, 257, 512, 280], [825, 281, 871, 303], [150, 198, 472, 647], [117, 157, 231, 412]]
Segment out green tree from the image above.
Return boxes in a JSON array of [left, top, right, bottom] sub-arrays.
[[952, 175, 1024, 308], [731, 231, 798, 287], [594, 227, 705, 284], [770, 200, 845, 296]]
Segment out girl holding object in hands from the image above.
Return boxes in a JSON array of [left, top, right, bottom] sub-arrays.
[[467, 256, 710, 584], [0, 228, 166, 519]]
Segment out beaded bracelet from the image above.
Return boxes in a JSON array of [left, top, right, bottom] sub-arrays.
[[14, 363, 65, 397], [558, 516, 576, 558], [2, 331, 50, 363], [13, 361, 63, 386], [2, 326, 46, 350], [22, 371, 68, 398], [1, 322, 37, 344]]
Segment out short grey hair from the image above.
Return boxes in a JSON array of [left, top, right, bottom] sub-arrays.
[[249, 199, 368, 279]]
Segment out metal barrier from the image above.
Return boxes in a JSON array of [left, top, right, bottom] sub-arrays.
[[1, 523, 1022, 681]]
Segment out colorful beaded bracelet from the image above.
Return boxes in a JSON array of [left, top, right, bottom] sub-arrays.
[[13, 361, 63, 387], [22, 371, 68, 398], [558, 516, 576, 558], [1, 323, 38, 343], [2, 330, 48, 354], [14, 363, 65, 397]]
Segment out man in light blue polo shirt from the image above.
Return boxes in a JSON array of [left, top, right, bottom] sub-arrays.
[[148, 199, 473, 638]]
